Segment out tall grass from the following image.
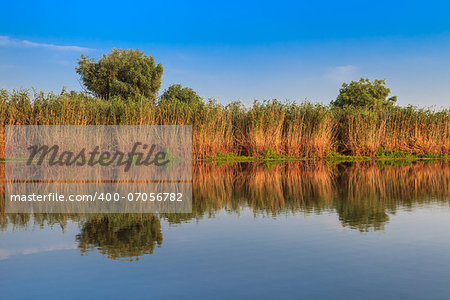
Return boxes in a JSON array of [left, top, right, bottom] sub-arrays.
[[335, 107, 449, 156], [0, 89, 448, 158]]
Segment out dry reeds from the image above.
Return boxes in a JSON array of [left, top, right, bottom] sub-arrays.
[[0, 89, 448, 158]]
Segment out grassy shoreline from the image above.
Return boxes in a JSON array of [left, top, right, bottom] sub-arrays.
[[1, 154, 448, 165], [203, 153, 448, 163]]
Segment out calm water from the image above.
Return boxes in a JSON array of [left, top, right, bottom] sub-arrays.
[[1, 161, 449, 299]]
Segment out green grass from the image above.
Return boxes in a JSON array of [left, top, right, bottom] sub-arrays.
[[375, 147, 414, 158], [206, 148, 448, 166]]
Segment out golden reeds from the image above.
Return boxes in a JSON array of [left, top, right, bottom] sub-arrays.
[[0, 89, 448, 158]]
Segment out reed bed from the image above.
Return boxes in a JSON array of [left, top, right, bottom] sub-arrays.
[[0, 89, 448, 158]]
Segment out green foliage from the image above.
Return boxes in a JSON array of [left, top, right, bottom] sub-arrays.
[[160, 84, 202, 105], [375, 147, 414, 158], [213, 152, 257, 164], [76, 48, 163, 101], [418, 153, 444, 159], [331, 78, 397, 108], [262, 147, 285, 159]]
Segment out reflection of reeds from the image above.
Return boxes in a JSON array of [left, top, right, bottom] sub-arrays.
[[0, 163, 3, 214], [190, 161, 449, 231], [340, 162, 449, 204], [0, 161, 449, 233], [190, 161, 336, 216], [242, 162, 335, 215]]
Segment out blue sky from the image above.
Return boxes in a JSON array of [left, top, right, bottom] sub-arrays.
[[1, 0, 449, 107]]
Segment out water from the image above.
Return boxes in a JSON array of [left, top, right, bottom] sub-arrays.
[[1, 161, 449, 299]]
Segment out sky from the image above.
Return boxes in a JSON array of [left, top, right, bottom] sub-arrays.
[[0, 0, 450, 107]]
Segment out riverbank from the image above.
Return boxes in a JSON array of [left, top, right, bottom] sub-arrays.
[[1, 89, 448, 159], [204, 151, 448, 165]]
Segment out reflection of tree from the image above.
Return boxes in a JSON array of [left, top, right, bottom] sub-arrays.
[[76, 214, 162, 261], [334, 162, 391, 231], [335, 199, 389, 232]]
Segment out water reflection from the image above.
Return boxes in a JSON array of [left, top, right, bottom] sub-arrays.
[[1, 161, 449, 260], [76, 214, 162, 261]]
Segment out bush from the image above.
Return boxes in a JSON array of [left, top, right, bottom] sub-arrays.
[[159, 84, 202, 105]]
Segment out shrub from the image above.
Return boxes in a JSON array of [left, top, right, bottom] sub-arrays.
[[159, 84, 202, 105]]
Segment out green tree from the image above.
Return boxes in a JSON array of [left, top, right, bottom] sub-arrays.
[[159, 84, 202, 104], [76, 48, 163, 101], [331, 78, 397, 108]]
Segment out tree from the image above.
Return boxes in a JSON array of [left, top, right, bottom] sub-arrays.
[[159, 84, 202, 104], [331, 78, 397, 108], [76, 48, 163, 101]]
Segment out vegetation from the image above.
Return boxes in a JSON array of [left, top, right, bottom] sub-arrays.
[[331, 78, 397, 108], [3, 48, 446, 159], [160, 84, 203, 105], [3, 49, 445, 159], [0, 89, 448, 159], [76, 48, 163, 101]]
